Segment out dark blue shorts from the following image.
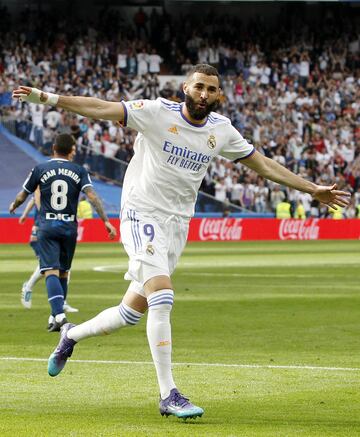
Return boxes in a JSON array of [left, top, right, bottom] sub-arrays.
[[30, 225, 38, 238], [37, 225, 77, 273]]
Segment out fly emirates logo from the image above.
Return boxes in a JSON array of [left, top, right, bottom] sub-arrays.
[[163, 140, 212, 172]]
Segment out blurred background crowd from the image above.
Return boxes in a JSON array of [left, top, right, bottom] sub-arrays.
[[0, 1, 359, 217]]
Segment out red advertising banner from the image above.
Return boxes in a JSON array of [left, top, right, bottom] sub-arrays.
[[1, 217, 360, 243], [187, 217, 360, 241], [0, 218, 120, 243]]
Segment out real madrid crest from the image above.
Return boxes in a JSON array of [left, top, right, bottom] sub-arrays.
[[146, 244, 155, 256], [207, 135, 216, 149], [129, 100, 144, 110]]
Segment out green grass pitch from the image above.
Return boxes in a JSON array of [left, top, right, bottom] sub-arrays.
[[1, 240, 360, 436]]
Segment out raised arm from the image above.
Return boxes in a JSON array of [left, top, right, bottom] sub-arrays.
[[83, 186, 117, 239], [241, 150, 350, 209], [12, 86, 125, 122]]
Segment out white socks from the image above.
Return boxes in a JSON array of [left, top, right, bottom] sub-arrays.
[[26, 265, 42, 290], [55, 313, 66, 323], [67, 303, 143, 342], [65, 289, 176, 400], [146, 289, 176, 399]]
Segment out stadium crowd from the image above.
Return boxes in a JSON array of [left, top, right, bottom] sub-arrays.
[[0, 4, 359, 216]]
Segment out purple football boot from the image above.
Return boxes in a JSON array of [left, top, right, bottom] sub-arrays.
[[159, 388, 204, 419], [48, 323, 76, 377]]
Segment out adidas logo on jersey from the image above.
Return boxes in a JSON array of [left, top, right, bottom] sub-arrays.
[[168, 125, 178, 134]]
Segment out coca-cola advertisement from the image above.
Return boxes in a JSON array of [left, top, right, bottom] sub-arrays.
[[188, 218, 360, 242], [278, 219, 320, 240], [199, 218, 243, 241], [2, 217, 360, 243]]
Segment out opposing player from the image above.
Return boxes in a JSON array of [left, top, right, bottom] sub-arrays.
[[12, 64, 350, 419], [9, 134, 117, 331], [19, 190, 79, 317]]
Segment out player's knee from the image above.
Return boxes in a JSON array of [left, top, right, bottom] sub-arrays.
[[144, 275, 173, 294], [44, 269, 59, 278], [123, 289, 148, 313], [118, 302, 143, 326], [147, 289, 174, 312]]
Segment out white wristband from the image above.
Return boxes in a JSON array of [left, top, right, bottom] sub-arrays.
[[46, 92, 59, 106], [18, 87, 59, 106]]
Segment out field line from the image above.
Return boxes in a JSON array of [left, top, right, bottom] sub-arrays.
[[1, 356, 359, 372]]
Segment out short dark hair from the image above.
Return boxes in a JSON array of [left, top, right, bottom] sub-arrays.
[[186, 63, 220, 81], [54, 134, 76, 156]]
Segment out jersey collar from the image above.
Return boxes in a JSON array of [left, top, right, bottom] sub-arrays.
[[49, 158, 69, 161]]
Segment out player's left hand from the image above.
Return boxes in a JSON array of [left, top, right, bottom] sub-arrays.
[[105, 221, 117, 240], [9, 202, 16, 214], [312, 184, 351, 209]]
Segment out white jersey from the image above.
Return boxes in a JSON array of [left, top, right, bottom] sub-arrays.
[[121, 98, 254, 219]]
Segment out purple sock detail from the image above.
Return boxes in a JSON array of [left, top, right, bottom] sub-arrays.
[[118, 303, 141, 325], [147, 291, 174, 308]]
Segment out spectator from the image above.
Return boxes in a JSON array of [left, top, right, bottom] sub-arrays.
[[254, 177, 269, 213], [137, 48, 149, 76], [215, 177, 227, 204], [270, 185, 286, 212], [148, 49, 162, 75], [239, 176, 255, 211], [276, 197, 292, 218], [133, 7, 148, 39], [77, 195, 93, 219], [29, 104, 44, 150]]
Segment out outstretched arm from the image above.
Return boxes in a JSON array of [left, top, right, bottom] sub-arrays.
[[9, 190, 29, 214], [241, 151, 350, 209], [83, 186, 117, 239], [12, 86, 125, 122]]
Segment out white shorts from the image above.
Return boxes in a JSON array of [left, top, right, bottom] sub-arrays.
[[120, 207, 189, 296]]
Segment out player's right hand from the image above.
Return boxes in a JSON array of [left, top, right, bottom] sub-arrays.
[[105, 221, 117, 240], [12, 86, 49, 104], [9, 202, 16, 214], [19, 216, 26, 224]]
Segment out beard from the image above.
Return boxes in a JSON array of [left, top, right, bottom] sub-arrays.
[[185, 93, 220, 120]]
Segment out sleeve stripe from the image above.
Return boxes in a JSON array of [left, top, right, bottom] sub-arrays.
[[22, 185, 32, 193], [121, 101, 128, 127], [234, 147, 256, 161], [81, 183, 93, 191]]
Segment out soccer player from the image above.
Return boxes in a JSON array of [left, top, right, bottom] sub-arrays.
[[19, 190, 80, 317], [9, 134, 117, 332], [12, 64, 350, 419]]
